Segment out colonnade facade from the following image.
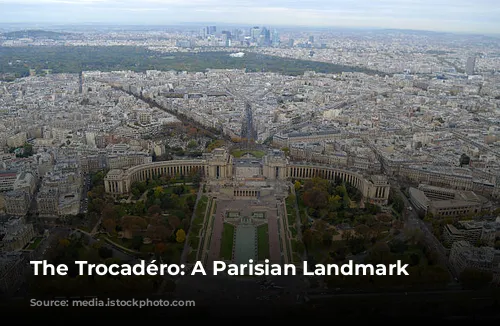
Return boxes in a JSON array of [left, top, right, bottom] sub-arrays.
[[233, 189, 261, 198], [104, 149, 390, 204], [288, 165, 363, 189], [104, 160, 206, 194], [287, 164, 390, 205]]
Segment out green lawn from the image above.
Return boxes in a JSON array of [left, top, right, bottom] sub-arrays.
[[257, 224, 270, 260], [194, 196, 208, 221], [190, 195, 209, 247], [27, 237, 43, 250], [220, 223, 235, 260], [291, 239, 305, 255], [187, 250, 198, 262], [287, 210, 295, 225], [190, 236, 200, 250], [285, 195, 297, 225], [231, 149, 266, 158]]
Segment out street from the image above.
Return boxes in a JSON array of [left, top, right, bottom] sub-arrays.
[[390, 179, 457, 279], [79, 174, 90, 214]]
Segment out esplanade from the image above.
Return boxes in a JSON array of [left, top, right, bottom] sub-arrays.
[[104, 148, 390, 205]]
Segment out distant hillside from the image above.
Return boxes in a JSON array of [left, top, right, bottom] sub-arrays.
[[2, 30, 78, 40]]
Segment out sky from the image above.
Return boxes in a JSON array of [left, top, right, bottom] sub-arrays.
[[1, 0, 499, 34]]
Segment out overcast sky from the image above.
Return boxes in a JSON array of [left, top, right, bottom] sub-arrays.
[[1, 0, 499, 34]]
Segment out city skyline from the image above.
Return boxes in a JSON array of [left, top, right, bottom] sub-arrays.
[[1, 0, 499, 35], [1, 0, 500, 316]]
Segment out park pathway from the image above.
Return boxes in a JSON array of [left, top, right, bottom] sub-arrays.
[[180, 184, 204, 264], [206, 199, 222, 266]]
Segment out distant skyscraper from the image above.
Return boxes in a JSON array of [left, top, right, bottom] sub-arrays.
[[250, 26, 260, 41], [206, 26, 216, 35], [200, 27, 207, 38], [308, 35, 314, 43], [272, 29, 280, 46], [221, 30, 231, 40], [260, 27, 271, 46], [466, 57, 476, 75], [232, 29, 242, 42]]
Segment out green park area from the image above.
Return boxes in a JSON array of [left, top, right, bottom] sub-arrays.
[[231, 149, 266, 158], [187, 195, 209, 262], [0, 46, 383, 80], [220, 223, 235, 260], [292, 177, 453, 290], [285, 193, 304, 263], [285, 195, 298, 238], [26, 237, 43, 250], [257, 224, 269, 261], [86, 170, 200, 263]]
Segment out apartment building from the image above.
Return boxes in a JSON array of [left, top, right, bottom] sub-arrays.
[[409, 184, 488, 217], [36, 187, 59, 217], [449, 241, 500, 284], [443, 219, 500, 247], [0, 252, 26, 294], [0, 218, 35, 252], [4, 190, 30, 216], [6, 132, 27, 148], [0, 170, 18, 192]]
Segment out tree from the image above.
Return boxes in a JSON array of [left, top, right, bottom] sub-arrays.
[[176, 229, 186, 243], [341, 230, 354, 242], [131, 201, 145, 216], [59, 238, 70, 247], [155, 243, 167, 255], [294, 181, 301, 191], [185, 194, 196, 210], [329, 194, 342, 207], [147, 225, 172, 241], [168, 215, 181, 230], [314, 219, 328, 233], [424, 212, 434, 222], [147, 205, 162, 217], [131, 187, 141, 198], [121, 216, 147, 233], [354, 224, 370, 238], [192, 171, 202, 187], [392, 195, 405, 213], [367, 242, 392, 264], [101, 204, 118, 220], [89, 198, 105, 214], [154, 186, 164, 198], [102, 218, 116, 233], [303, 188, 329, 210], [302, 229, 314, 248], [22, 143, 33, 156], [376, 213, 392, 224]]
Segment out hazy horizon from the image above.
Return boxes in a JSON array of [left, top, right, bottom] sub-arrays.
[[1, 0, 499, 35]]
